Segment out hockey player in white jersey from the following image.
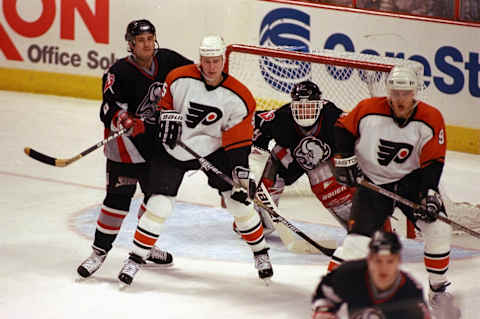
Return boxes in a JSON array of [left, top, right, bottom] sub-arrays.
[[331, 65, 460, 319], [117, 35, 273, 286]]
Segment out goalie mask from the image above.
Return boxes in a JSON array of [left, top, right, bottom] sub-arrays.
[[290, 80, 322, 127]]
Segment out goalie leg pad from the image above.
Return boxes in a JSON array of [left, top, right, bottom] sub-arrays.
[[132, 195, 175, 259], [417, 219, 452, 285], [311, 176, 353, 227]]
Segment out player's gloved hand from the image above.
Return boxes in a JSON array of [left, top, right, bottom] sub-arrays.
[[114, 111, 145, 137], [333, 153, 362, 187], [231, 166, 256, 206], [158, 110, 183, 149], [414, 189, 445, 223]]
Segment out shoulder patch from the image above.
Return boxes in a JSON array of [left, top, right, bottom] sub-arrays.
[[103, 73, 115, 94], [258, 110, 275, 121]]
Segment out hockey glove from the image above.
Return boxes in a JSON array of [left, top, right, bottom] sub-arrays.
[[114, 111, 145, 137], [231, 166, 256, 206], [333, 153, 362, 187], [158, 110, 183, 149], [414, 189, 445, 223]]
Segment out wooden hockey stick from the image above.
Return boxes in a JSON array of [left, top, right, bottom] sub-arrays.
[[359, 179, 480, 239], [24, 128, 128, 167], [176, 140, 336, 256]]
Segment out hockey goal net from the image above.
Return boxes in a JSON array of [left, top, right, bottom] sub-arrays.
[[225, 44, 480, 237]]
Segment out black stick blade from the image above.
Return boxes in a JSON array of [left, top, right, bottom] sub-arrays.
[[24, 147, 61, 166]]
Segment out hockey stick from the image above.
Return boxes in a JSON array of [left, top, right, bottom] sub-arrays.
[[358, 179, 480, 239], [176, 140, 336, 256], [24, 128, 129, 167]]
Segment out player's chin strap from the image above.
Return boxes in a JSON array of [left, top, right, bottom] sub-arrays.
[[176, 140, 336, 257], [357, 178, 480, 239]]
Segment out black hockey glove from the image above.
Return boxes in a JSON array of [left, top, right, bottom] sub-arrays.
[[158, 110, 183, 149], [414, 189, 445, 223], [231, 166, 256, 206], [333, 153, 362, 187]]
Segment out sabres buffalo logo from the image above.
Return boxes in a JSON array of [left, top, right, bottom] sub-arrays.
[[137, 81, 163, 124], [294, 136, 331, 170]]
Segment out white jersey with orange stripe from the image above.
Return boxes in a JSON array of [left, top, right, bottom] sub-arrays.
[[158, 64, 256, 161], [337, 97, 446, 185]]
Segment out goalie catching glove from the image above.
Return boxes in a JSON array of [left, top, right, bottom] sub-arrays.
[[414, 189, 445, 223], [114, 111, 145, 137], [158, 110, 183, 149], [333, 153, 363, 187], [231, 166, 256, 206]]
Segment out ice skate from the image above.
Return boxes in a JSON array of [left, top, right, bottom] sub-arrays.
[[118, 253, 145, 287], [77, 247, 107, 278], [254, 248, 273, 285], [429, 282, 461, 319], [144, 246, 173, 268]]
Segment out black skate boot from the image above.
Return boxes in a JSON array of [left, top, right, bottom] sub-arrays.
[[429, 282, 461, 319], [77, 247, 107, 278], [254, 248, 273, 284], [118, 253, 146, 287], [145, 246, 173, 267]]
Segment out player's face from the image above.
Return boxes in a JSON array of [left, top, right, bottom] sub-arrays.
[[132, 33, 155, 62], [367, 252, 401, 291], [200, 56, 224, 86], [389, 89, 416, 119]]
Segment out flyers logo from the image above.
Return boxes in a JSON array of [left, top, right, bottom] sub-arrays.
[[377, 139, 414, 166], [185, 102, 222, 128], [258, 110, 275, 121], [103, 73, 115, 94]]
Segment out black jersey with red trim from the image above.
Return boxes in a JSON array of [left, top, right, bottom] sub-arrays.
[[335, 97, 446, 186], [253, 101, 344, 171], [99, 48, 192, 163], [312, 259, 430, 319]]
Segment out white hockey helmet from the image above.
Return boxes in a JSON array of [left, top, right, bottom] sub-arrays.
[[386, 65, 419, 94], [199, 35, 226, 57]]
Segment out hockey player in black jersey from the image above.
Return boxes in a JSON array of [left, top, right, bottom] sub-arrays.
[[239, 80, 355, 235], [77, 19, 192, 278], [312, 230, 431, 319]]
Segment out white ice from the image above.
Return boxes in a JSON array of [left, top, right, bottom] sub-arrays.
[[1, 90, 480, 319]]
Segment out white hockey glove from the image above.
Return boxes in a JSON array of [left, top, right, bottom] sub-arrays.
[[415, 189, 445, 223], [231, 166, 256, 206], [158, 110, 183, 149], [333, 153, 363, 187]]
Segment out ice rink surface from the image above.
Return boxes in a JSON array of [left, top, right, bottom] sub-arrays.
[[2, 90, 480, 318]]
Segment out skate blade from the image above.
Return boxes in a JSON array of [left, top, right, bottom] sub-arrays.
[[118, 280, 132, 290], [141, 262, 174, 269], [262, 278, 272, 286]]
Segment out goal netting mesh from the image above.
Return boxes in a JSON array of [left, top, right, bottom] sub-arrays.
[[225, 44, 480, 236]]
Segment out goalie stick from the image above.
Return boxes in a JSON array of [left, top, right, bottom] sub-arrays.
[[24, 128, 128, 167], [176, 140, 336, 257], [358, 179, 480, 239]]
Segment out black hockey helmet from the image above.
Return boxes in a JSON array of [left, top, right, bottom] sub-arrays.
[[368, 230, 402, 255], [290, 80, 322, 101], [125, 19, 156, 42]]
